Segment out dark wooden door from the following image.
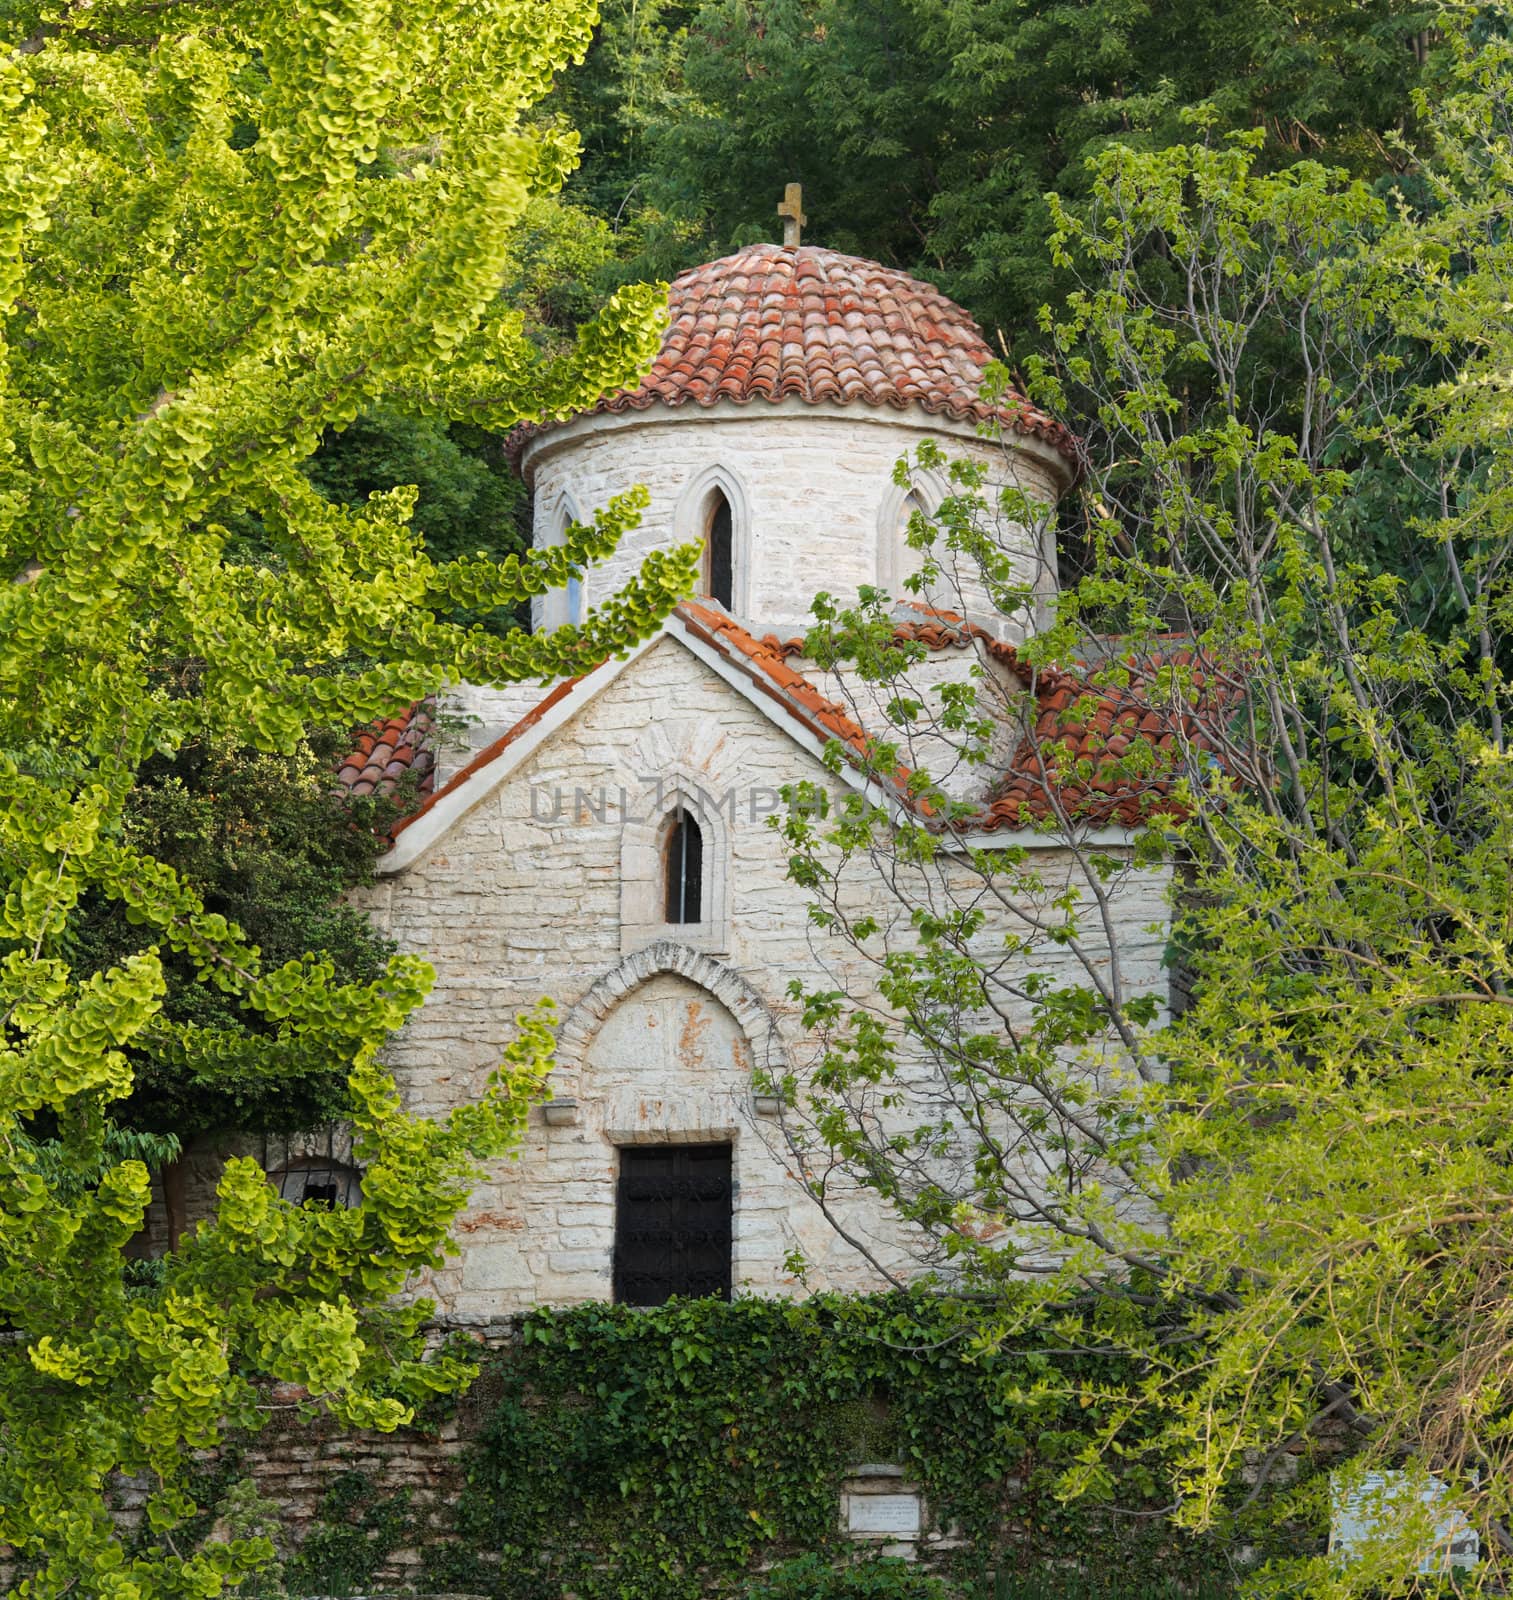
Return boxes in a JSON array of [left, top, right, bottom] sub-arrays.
[[613, 1144, 733, 1306]]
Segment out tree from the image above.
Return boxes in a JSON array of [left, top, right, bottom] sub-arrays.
[[302, 192, 634, 626], [554, 0, 1436, 345], [0, 0, 699, 1588], [772, 12, 1513, 1590], [306, 412, 527, 573], [65, 734, 411, 1250]]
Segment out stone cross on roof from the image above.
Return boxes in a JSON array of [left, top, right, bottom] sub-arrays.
[[777, 182, 807, 248]]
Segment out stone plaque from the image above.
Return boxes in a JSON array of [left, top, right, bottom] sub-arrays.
[[847, 1493, 922, 1537], [1330, 1471, 1478, 1574]]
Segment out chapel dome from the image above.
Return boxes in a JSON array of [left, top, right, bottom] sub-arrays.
[[513, 243, 1078, 467]]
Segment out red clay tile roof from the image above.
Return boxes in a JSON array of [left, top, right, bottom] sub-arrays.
[[347, 615, 1247, 844], [509, 244, 1078, 471], [679, 601, 912, 786], [886, 607, 1034, 670], [985, 649, 1248, 829], [757, 606, 1033, 663], [335, 699, 437, 800], [680, 605, 1245, 829]]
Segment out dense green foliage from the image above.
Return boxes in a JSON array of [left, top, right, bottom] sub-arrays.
[[424, 1297, 1235, 1600], [283, 1471, 416, 1597], [66, 735, 400, 1143], [306, 413, 526, 574], [987, 1580, 1236, 1600], [0, 0, 700, 1586], [745, 1555, 946, 1600], [767, 11, 1513, 1595], [548, 0, 1435, 342]]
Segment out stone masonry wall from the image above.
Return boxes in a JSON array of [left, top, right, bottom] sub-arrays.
[[82, 1329, 1005, 1595], [522, 400, 1066, 639], [352, 632, 1172, 1323]]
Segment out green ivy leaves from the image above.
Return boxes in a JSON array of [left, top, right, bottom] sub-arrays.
[[436, 1296, 1221, 1600]]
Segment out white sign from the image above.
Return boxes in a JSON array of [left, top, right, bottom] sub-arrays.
[[847, 1493, 922, 1537], [1330, 1470, 1478, 1575]]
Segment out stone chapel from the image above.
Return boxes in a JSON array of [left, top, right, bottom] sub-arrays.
[[317, 234, 1205, 1325]]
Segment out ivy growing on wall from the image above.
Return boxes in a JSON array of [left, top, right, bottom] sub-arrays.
[[419, 1294, 1246, 1600], [286, 1472, 415, 1595]]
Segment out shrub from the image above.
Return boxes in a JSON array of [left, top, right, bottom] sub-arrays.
[[746, 1554, 948, 1600]]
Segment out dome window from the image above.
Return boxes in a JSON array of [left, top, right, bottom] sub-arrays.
[[897, 491, 931, 589], [704, 493, 734, 609], [664, 808, 704, 924], [559, 503, 585, 625], [533, 497, 585, 632]]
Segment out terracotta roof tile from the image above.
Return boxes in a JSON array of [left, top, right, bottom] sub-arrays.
[[678, 600, 917, 794], [344, 615, 1247, 847], [758, 607, 1035, 671], [680, 607, 1247, 829], [335, 698, 436, 801], [509, 244, 1078, 471], [983, 648, 1248, 829], [385, 675, 586, 845]]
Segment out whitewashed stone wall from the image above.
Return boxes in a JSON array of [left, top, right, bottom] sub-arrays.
[[355, 635, 1171, 1323], [521, 400, 1068, 640], [432, 682, 547, 785]]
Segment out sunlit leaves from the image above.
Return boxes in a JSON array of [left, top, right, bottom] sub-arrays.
[[0, 0, 693, 1587]]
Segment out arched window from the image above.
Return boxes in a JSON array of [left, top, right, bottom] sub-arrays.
[[536, 499, 584, 631], [620, 775, 731, 955], [897, 491, 930, 592], [664, 809, 704, 924], [899, 490, 927, 535], [559, 506, 584, 625], [704, 493, 733, 609], [878, 476, 948, 599], [675, 468, 746, 616]]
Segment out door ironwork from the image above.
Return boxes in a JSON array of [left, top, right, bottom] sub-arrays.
[[613, 1143, 733, 1305]]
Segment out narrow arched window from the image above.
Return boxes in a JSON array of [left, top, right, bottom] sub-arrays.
[[889, 490, 939, 599], [899, 491, 927, 577], [664, 809, 704, 923], [705, 493, 733, 609], [900, 491, 927, 536], [559, 508, 584, 625]]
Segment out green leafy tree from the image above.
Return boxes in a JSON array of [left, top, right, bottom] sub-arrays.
[[0, 0, 700, 1588], [303, 193, 630, 621], [771, 13, 1513, 1592], [559, 0, 1435, 344], [305, 412, 526, 573], [65, 735, 407, 1248], [546, 0, 701, 271]]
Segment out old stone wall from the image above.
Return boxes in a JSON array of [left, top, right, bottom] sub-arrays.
[[352, 632, 1172, 1323], [210, 1377, 488, 1590], [522, 400, 1066, 639], [220, 1405, 976, 1595], [436, 636, 1030, 806]]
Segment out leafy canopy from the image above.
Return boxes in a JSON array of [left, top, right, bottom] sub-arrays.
[[770, 11, 1513, 1592], [546, 0, 1434, 344], [0, 0, 700, 1589]]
